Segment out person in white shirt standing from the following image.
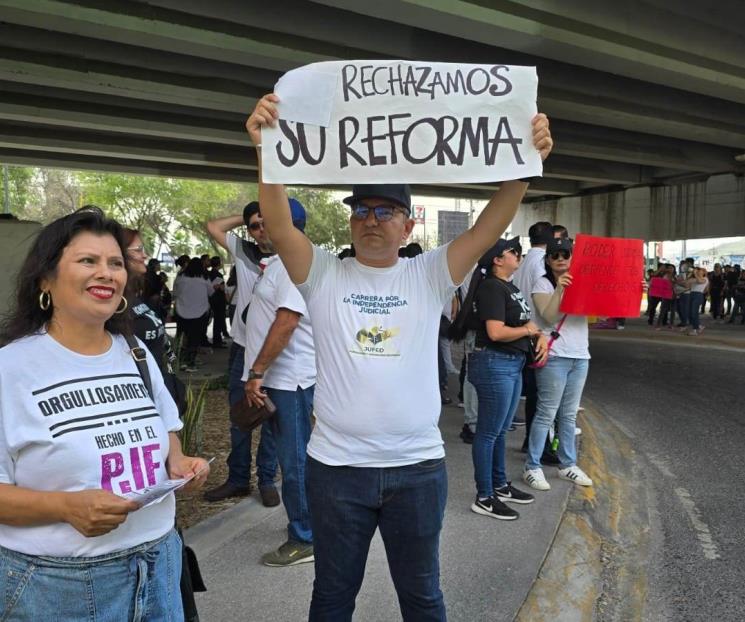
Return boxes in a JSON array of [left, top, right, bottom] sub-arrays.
[[246, 93, 553, 621], [204, 204, 279, 506], [171, 257, 215, 373], [241, 201, 316, 567], [512, 221, 556, 458]]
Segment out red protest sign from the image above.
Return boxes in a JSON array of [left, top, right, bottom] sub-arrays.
[[559, 234, 644, 317]]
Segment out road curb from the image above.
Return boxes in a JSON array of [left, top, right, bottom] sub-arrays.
[[514, 400, 651, 621], [183, 494, 284, 560]]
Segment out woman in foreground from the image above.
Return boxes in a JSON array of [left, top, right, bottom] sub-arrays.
[[0, 207, 208, 621]]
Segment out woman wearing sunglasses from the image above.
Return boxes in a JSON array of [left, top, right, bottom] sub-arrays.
[[466, 237, 548, 520], [523, 237, 593, 491]]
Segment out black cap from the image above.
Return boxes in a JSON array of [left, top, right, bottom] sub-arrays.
[[343, 184, 412, 212], [546, 237, 573, 255], [478, 236, 522, 268], [243, 201, 260, 226]]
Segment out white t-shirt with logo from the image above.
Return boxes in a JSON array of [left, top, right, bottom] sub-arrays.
[[242, 256, 315, 391], [226, 231, 262, 348], [297, 244, 458, 467], [532, 276, 591, 359], [0, 333, 183, 557]]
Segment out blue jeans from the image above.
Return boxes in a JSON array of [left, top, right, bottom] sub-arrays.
[[226, 342, 277, 488], [468, 349, 524, 498], [527, 357, 589, 470], [677, 293, 690, 325], [688, 291, 703, 330], [0, 529, 182, 621], [266, 385, 315, 544], [306, 456, 447, 622], [462, 331, 478, 430]]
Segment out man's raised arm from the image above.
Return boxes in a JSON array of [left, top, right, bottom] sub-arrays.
[[447, 113, 553, 285], [246, 94, 314, 285], [206, 214, 244, 251]]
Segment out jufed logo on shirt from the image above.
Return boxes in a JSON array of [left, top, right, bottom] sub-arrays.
[[352, 325, 400, 357]]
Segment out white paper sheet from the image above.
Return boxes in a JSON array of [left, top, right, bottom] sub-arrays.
[[262, 60, 540, 184], [275, 67, 338, 128], [123, 457, 214, 509]]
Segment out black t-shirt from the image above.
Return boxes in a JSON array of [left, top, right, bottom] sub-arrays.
[[208, 268, 227, 306], [708, 273, 724, 291], [474, 276, 532, 354], [131, 296, 167, 373], [726, 272, 740, 289]]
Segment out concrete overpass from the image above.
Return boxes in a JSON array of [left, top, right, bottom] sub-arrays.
[[0, 0, 744, 237]]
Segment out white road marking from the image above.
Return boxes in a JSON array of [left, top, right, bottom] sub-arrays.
[[647, 453, 676, 478], [612, 418, 637, 439], [673, 487, 721, 560]]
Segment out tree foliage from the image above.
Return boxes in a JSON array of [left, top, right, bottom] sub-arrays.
[[1, 166, 353, 256], [289, 187, 351, 251]]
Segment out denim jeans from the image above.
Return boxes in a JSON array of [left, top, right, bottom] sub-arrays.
[[462, 331, 478, 430], [730, 300, 745, 323], [306, 456, 447, 622], [688, 291, 704, 330], [226, 342, 277, 488], [468, 349, 524, 497], [266, 385, 315, 544], [527, 357, 589, 470], [0, 529, 182, 622], [677, 293, 690, 325]]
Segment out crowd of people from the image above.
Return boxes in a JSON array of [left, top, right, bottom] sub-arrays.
[[0, 84, 620, 621], [646, 260, 745, 332]]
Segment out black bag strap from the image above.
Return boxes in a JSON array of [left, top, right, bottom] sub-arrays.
[[124, 333, 153, 400]]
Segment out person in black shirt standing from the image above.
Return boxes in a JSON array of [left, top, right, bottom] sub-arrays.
[[723, 265, 739, 317], [466, 237, 547, 520], [207, 256, 228, 347], [708, 263, 725, 321], [123, 228, 168, 368]]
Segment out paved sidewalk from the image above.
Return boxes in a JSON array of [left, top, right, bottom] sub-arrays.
[[186, 398, 573, 622]]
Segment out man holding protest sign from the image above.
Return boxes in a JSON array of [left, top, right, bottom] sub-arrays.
[[246, 61, 552, 620]]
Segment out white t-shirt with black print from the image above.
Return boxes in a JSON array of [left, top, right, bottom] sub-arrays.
[[297, 244, 458, 467], [226, 232, 262, 348], [0, 333, 183, 557]]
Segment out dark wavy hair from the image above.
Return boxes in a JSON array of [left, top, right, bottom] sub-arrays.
[[121, 226, 143, 297], [447, 265, 486, 342], [0, 206, 132, 345]]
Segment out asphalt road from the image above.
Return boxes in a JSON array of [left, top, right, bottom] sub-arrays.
[[584, 336, 745, 621]]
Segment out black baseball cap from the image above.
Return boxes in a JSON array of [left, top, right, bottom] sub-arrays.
[[343, 184, 412, 213], [478, 236, 522, 268], [546, 237, 574, 255]]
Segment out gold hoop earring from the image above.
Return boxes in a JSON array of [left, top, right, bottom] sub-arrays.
[[39, 290, 51, 311], [115, 297, 128, 314]]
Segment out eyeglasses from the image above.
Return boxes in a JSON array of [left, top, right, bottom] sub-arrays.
[[350, 203, 410, 222], [249, 221, 265, 232], [549, 251, 572, 260], [127, 245, 146, 255], [503, 248, 521, 259]]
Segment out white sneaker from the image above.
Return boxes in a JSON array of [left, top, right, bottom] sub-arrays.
[[523, 468, 550, 491], [575, 427, 582, 436], [558, 466, 593, 486]]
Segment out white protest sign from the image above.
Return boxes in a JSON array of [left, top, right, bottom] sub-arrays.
[[261, 60, 540, 184]]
